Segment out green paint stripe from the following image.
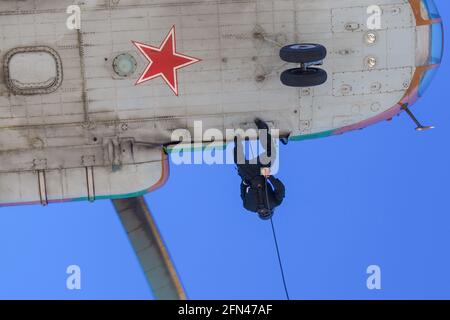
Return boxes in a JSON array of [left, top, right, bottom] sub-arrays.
[[289, 130, 335, 141], [72, 188, 149, 203]]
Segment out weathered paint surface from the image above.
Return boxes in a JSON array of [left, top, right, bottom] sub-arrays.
[[0, 0, 443, 204]]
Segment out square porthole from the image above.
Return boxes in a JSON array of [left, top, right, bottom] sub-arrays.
[[3, 46, 63, 95]]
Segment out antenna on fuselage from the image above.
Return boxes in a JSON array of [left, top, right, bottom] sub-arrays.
[[401, 104, 435, 132]]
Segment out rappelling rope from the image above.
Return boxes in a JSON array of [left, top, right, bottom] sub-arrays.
[[264, 177, 290, 300], [248, 134, 290, 299]]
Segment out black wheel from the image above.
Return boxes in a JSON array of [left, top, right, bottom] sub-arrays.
[[280, 43, 327, 64], [280, 67, 327, 87]]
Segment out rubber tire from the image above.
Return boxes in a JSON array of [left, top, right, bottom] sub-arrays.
[[280, 43, 327, 64], [280, 67, 328, 87]]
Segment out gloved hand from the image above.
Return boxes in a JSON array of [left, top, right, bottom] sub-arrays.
[[260, 167, 271, 177]]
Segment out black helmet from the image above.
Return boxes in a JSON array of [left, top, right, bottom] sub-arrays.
[[258, 208, 273, 220]]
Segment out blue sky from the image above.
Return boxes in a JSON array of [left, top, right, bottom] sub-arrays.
[[0, 1, 449, 299]]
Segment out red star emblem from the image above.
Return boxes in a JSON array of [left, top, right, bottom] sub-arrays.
[[132, 26, 200, 96]]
